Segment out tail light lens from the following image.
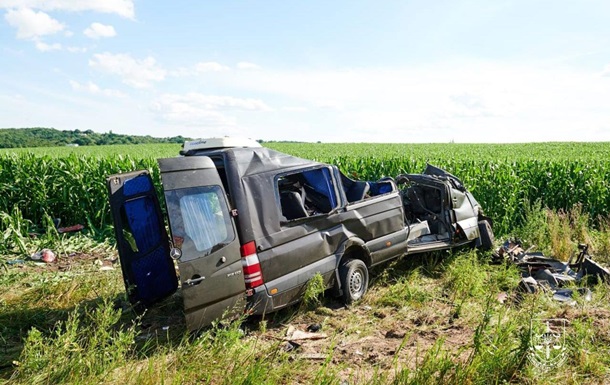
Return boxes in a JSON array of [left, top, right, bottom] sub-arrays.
[[240, 241, 263, 290]]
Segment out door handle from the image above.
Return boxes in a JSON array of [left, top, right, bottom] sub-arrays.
[[184, 276, 205, 286]]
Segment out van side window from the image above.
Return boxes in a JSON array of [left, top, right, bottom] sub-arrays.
[[340, 173, 396, 203], [277, 167, 338, 221]]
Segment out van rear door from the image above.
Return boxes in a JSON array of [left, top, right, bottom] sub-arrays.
[[107, 171, 178, 306], [159, 156, 246, 331]]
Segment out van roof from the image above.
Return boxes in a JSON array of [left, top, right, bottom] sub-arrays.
[[180, 137, 261, 154]]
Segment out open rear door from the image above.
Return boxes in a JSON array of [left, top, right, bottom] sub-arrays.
[[107, 171, 178, 306], [159, 156, 246, 331]]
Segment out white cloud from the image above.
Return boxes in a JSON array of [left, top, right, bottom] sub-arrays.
[[196, 61, 230, 72], [66, 46, 87, 53], [169, 61, 260, 77], [69, 80, 126, 98], [237, 61, 261, 70], [168, 67, 193, 77], [202, 62, 610, 142], [89, 52, 166, 88], [84, 22, 116, 39], [0, 0, 135, 18], [35, 41, 61, 51], [152, 93, 272, 126], [170, 62, 230, 77], [283, 106, 308, 112], [4, 8, 64, 39]]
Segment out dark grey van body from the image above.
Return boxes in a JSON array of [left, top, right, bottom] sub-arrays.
[[107, 146, 493, 331]]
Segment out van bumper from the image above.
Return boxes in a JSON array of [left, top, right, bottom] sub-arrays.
[[246, 286, 275, 315]]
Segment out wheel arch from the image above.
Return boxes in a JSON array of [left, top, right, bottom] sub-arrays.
[[332, 237, 371, 296]]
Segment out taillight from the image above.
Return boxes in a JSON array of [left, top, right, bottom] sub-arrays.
[[240, 241, 264, 290]]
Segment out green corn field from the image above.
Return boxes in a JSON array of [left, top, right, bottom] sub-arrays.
[[1, 142, 610, 236]]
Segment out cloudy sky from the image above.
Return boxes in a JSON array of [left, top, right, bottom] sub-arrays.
[[1, 1, 610, 143]]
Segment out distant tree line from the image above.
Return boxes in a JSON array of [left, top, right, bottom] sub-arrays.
[[0, 127, 190, 148]]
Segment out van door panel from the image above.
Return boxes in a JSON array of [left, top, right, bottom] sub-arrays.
[[106, 171, 178, 306], [158, 157, 246, 331]]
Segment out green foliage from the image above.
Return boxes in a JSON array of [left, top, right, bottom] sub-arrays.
[[377, 269, 434, 309], [514, 199, 550, 251], [2, 141, 610, 237], [0, 206, 31, 255], [0, 152, 158, 234], [13, 299, 138, 384], [302, 273, 326, 310], [0, 127, 189, 148], [442, 251, 487, 302]]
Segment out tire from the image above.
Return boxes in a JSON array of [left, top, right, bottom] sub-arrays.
[[339, 259, 369, 305], [478, 220, 494, 250]]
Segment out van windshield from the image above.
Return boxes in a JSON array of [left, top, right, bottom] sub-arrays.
[[165, 185, 235, 261]]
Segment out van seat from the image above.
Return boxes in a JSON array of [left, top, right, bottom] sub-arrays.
[[280, 191, 308, 220], [346, 181, 370, 202]]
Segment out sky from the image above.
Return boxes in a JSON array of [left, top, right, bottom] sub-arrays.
[[1, 1, 610, 143]]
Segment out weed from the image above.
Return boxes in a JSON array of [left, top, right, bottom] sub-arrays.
[[12, 299, 137, 384], [377, 269, 434, 309], [592, 217, 610, 264], [442, 251, 486, 302], [515, 199, 550, 252], [301, 273, 326, 310]]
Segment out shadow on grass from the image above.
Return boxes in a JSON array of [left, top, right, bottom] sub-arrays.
[[0, 293, 188, 380]]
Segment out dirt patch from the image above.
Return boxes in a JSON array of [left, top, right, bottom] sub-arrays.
[[255, 302, 476, 383], [6, 251, 116, 274]]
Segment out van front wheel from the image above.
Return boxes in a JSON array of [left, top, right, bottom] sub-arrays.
[[339, 259, 369, 305]]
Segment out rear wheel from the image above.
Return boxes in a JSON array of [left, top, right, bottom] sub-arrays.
[[339, 259, 369, 304], [478, 220, 494, 250]]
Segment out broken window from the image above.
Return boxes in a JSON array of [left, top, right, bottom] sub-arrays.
[[340, 173, 396, 203], [277, 167, 338, 221]]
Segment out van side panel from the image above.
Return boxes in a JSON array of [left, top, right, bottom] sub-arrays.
[[254, 192, 405, 310]]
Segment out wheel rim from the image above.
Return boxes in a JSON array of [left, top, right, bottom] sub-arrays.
[[349, 269, 365, 299]]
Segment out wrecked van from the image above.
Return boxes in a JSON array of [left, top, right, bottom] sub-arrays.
[[107, 138, 494, 331]]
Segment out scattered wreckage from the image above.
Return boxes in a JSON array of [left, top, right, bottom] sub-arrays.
[[494, 239, 610, 304]]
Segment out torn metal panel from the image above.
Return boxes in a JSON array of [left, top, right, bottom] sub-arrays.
[[497, 239, 609, 304]]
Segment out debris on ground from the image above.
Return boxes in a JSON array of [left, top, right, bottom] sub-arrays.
[[95, 257, 118, 271], [57, 224, 85, 234], [41, 249, 56, 263], [496, 292, 508, 304], [282, 341, 301, 352], [494, 239, 610, 304], [52, 218, 84, 234], [280, 325, 329, 360], [284, 329, 328, 341], [307, 323, 322, 332], [30, 248, 56, 263]]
